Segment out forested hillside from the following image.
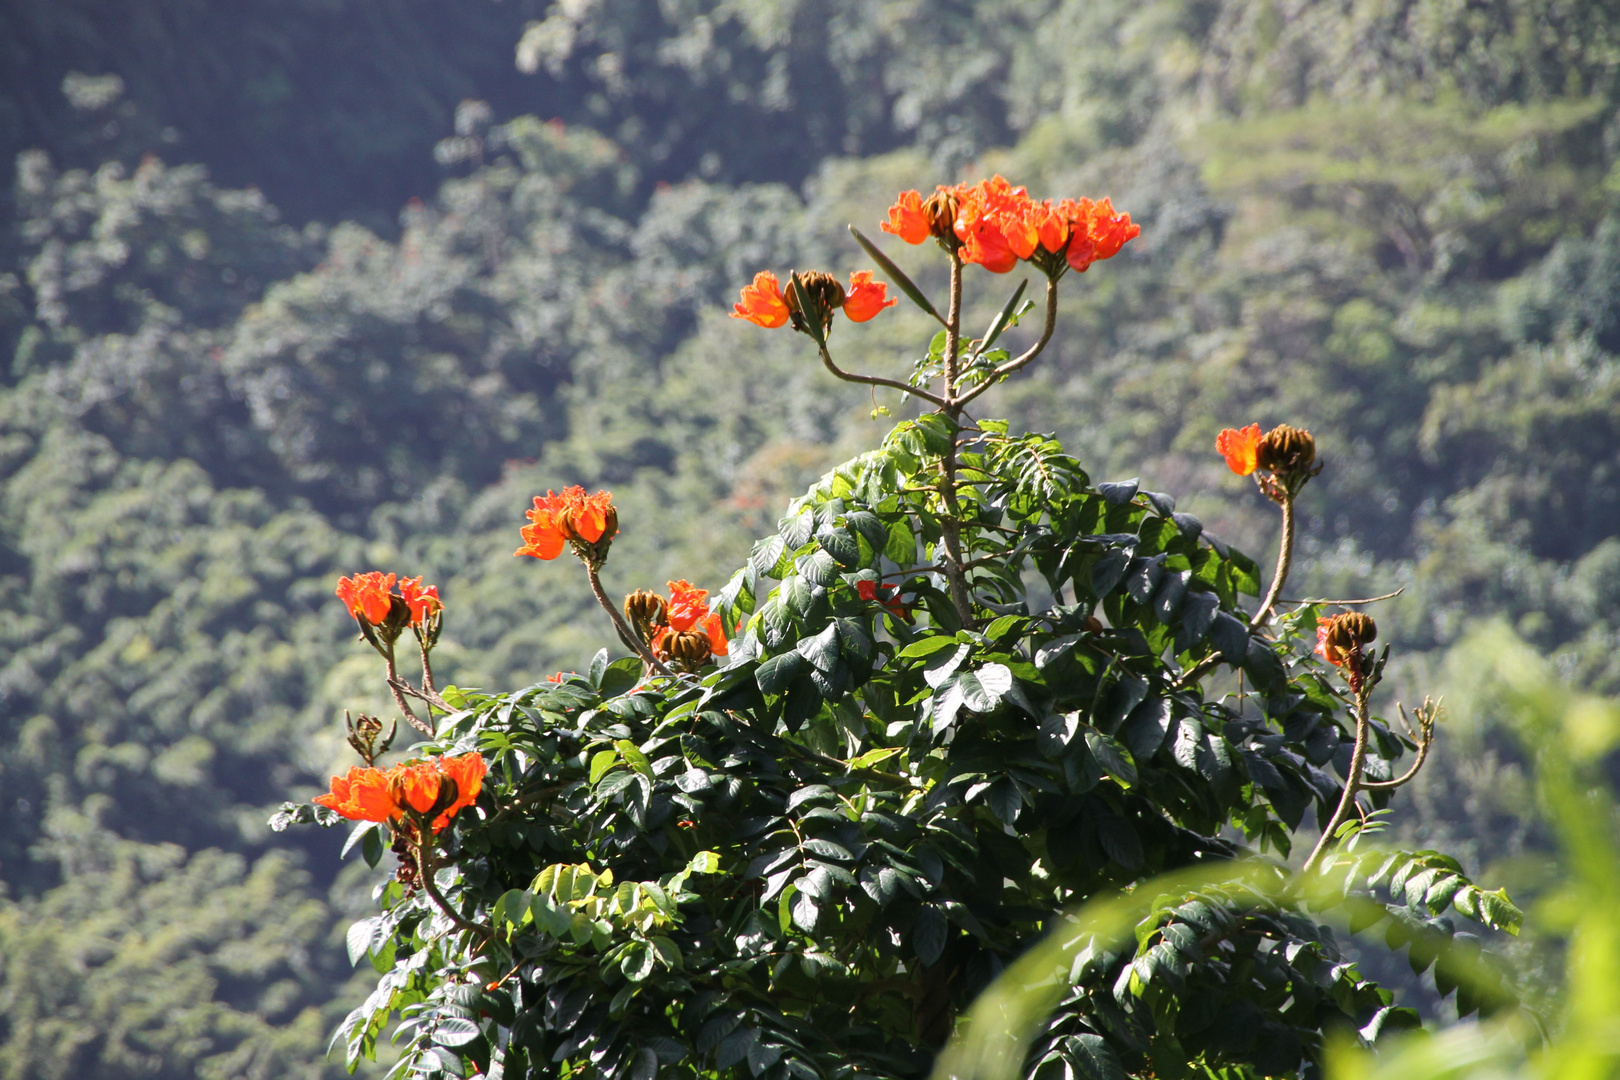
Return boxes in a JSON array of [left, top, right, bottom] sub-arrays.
[[1, 1, 1616, 1075]]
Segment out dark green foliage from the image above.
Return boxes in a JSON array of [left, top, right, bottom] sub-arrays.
[[333, 419, 1518, 1079]]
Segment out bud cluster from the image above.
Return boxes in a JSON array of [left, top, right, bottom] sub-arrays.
[[623, 579, 729, 673], [1215, 422, 1322, 500], [1315, 612, 1378, 692], [344, 711, 395, 767], [731, 269, 896, 334]]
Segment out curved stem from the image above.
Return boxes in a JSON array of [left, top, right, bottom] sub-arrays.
[[1250, 494, 1295, 631], [418, 635, 438, 698], [954, 275, 1059, 409], [385, 644, 434, 736], [935, 256, 974, 623], [815, 344, 949, 409], [943, 256, 963, 404], [415, 832, 491, 941], [1302, 685, 1371, 874], [585, 562, 674, 678], [1361, 702, 1436, 792]]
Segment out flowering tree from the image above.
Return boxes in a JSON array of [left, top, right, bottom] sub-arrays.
[[276, 177, 1523, 1080]]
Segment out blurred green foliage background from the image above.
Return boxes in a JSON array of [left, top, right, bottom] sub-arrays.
[[0, 1, 1616, 1076]]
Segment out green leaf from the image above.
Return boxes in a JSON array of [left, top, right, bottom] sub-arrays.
[[1085, 730, 1138, 787], [751, 535, 789, 579], [798, 549, 841, 588], [978, 278, 1030, 354], [848, 225, 944, 323], [434, 1018, 482, 1047], [816, 524, 861, 567], [986, 777, 1022, 824], [849, 746, 901, 770], [614, 739, 654, 777], [589, 749, 620, 784], [1209, 611, 1249, 663], [797, 622, 841, 673], [346, 917, 378, 966], [899, 636, 961, 660], [885, 518, 917, 564], [913, 905, 948, 965], [1067, 1034, 1128, 1080], [791, 890, 821, 932], [756, 651, 807, 695]]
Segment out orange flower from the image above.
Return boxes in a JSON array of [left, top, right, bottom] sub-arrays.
[[666, 579, 710, 630], [857, 579, 913, 623], [313, 752, 487, 834], [1066, 197, 1139, 273], [336, 572, 397, 626], [880, 190, 932, 245], [1216, 424, 1263, 476], [433, 752, 488, 831], [315, 765, 400, 822], [397, 576, 442, 627], [954, 176, 1029, 274], [516, 487, 617, 560], [665, 580, 729, 657], [730, 270, 791, 328], [842, 271, 897, 322]]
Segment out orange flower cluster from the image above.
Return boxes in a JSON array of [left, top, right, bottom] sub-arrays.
[[882, 176, 1140, 276], [336, 572, 442, 628], [731, 270, 896, 329], [315, 752, 487, 834], [516, 486, 618, 562], [654, 579, 729, 658]]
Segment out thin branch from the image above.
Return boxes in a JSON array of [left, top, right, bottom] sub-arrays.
[[385, 646, 434, 736], [954, 275, 1060, 408], [585, 562, 674, 678], [416, 835, 492, 941], [391, 677, 454, 716], [1277, 587, 1405, 606], [936, 256, 975, 623], [1303, 684, 1372, 874], [417, 635, 438, 698], [815, 344, 949, 409], [1361, 701, 1437, 792], [1249, 494, 1295, 630]]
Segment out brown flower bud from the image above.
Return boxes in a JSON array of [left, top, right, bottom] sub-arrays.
[[1257, 424, 1316, 478], [1316, 612, 1377, 670], [922, 187, 961, 243], [656, 628, 713, 672], [624, 588, 668, 642], [784, 270, 846, 334]]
